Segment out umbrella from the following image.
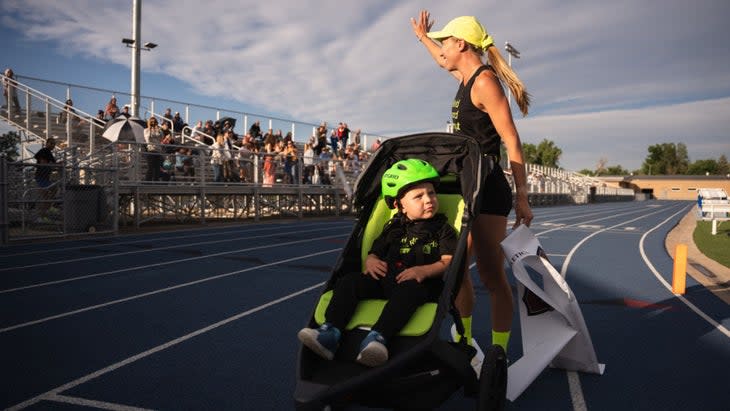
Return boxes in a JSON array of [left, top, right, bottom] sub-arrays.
[[102, 116, 147, 143], [214, 116, 236, 130]]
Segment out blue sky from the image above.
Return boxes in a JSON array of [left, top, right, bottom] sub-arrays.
[[2, 0, 729, 172]]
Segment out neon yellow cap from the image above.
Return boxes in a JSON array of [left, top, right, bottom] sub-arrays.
[[427, 16, 494, 51]]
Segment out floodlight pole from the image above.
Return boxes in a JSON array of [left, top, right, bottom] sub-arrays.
[[130, 0, 142, 117], [504, 41, 521, 108], [504, 41, 521, 168]]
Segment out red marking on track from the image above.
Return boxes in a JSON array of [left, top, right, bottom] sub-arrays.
[[623, 298, 673, 310]]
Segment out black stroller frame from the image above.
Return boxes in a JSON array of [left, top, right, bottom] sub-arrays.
[[294, 133, 507, 410]]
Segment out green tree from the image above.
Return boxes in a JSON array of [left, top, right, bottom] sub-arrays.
[[717, 155, 729, 175], [605, 165, 629, 175], [522, 142, 538, 164], [641, 142, 690, 175], [578, 168, 595, 176], [535, 139, 562, 168], [523, 139, 562, 167], [0, 131, 20, 162], [687, 159, 719, 175]]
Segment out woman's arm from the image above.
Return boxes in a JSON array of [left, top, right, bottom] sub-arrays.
[[410, 10, 461, 81]]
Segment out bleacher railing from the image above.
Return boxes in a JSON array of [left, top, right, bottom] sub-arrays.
[[12, 74, 387, 152]]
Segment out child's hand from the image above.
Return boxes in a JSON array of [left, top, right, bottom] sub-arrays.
[[396, 266, 428, 283], [364, 254, 387, 280]]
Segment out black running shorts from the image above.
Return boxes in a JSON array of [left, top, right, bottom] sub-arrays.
[[479, 163, 513, 217]]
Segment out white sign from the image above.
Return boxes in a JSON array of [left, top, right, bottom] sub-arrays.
[[502, 225, 605, 401]]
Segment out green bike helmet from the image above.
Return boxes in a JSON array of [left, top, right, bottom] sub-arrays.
[[382, 158, 440, 209]]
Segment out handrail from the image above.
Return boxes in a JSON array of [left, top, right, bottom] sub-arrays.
[[2, 74, 98, 121], [14, 73, 389, 142], [180, 125, 215, 147]]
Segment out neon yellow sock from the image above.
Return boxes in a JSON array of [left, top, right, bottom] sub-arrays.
[[460, 316, 473, 345], [492, 330, 511, 353]]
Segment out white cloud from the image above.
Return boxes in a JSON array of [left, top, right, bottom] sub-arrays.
[[2, 0, 729, 170]]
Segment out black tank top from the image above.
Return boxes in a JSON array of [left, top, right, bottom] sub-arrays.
[[451, 65, 500, 156]]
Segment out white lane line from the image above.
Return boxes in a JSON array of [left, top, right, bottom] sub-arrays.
[[0, 233, 346, 295], [555, 202, 687, 411], [0, 225, 346, 272], [0, 247, 339, 333], [567, 371, 587, 411], [5, 280, 327, 411], [639, 207, 730, 339], [46, 394, 157, 411], [560, 203, 686, 277], [0, 220, 351, 258]]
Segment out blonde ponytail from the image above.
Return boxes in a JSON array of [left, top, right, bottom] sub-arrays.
[[485, 46, 531, 117]]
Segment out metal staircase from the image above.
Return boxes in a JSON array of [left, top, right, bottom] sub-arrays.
[[1, 75, 108, 158]]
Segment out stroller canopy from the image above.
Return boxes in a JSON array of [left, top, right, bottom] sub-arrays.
[[353, 133, 489, 220]]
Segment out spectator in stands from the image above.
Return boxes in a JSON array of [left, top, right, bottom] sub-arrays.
[[34, 137, 57, 222], [284, 131, 293, 145], [163, 108, 173, 124], [249, 120, 262, 141], [2, 68, 20, 114], [104, 96, 120, 119], [210, 134, 228, 182], [190, 120, 203, 141], [264, 128, 277, 148], [237, 144, 253, 182], [58, 99, 78, 127], [144, 117, 164, 181], [243, 132, 255, 148], [371, 138, 382, 152], [262, 148, 276, 187], [172, 112, 185, 134], [175, 147, 195, 178], [353, 128, 362, 149], [303, 142, 315, 184], [330, 128, 339, 155], [283, 140, 298, 184], [93, 109, 106, 127], [317, 122, 328, 154], [202, 120, 216, 145], [340, 122, 350, 155], [223, 130, 237, 182], [120, 105, 131, 118]]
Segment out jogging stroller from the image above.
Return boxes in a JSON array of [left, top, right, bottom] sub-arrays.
[[294, 133, 508, 410]]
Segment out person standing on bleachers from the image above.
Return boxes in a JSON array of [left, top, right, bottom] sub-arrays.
[[104, 96, 119, 119], [144, 117, 164, 181], [3, 68, 20, 115]]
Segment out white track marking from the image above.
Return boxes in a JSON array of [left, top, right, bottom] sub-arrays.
[[0, 248, 339, 333], [0, 221, 352, 258], [0, 225, 345, 272], [5, 281, 326, 411], [550, 202, 686, 411], [46, 394, 157, 411], [567, 371, 587, 411], [560, 204, 686, 277], [639, 207, 730, 339], [0, 233, 346, 295]]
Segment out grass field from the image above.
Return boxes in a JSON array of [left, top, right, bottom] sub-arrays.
[[693, 220, 730, 268]]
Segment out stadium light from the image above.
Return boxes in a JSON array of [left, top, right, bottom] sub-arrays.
[[124, 0, 157, 117], [504, 41, 521, 107]]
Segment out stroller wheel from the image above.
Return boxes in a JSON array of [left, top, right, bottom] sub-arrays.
[[476, 344, 507, 411]]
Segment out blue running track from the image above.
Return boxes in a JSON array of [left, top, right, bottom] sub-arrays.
[[1, 200, 727, 410]]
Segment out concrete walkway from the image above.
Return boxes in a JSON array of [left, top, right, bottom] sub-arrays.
[[665, 206, 730, 304]]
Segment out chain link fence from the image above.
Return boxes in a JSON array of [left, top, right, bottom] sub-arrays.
[[1, 155, 117, 242]]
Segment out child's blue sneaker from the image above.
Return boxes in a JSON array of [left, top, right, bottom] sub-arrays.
[[356, 330, 388, 367], [298, 323, 341, 360]]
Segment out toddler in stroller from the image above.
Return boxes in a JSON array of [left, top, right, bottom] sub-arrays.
[[298, 159, 458, 367], [295, 133, 507, 411]]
